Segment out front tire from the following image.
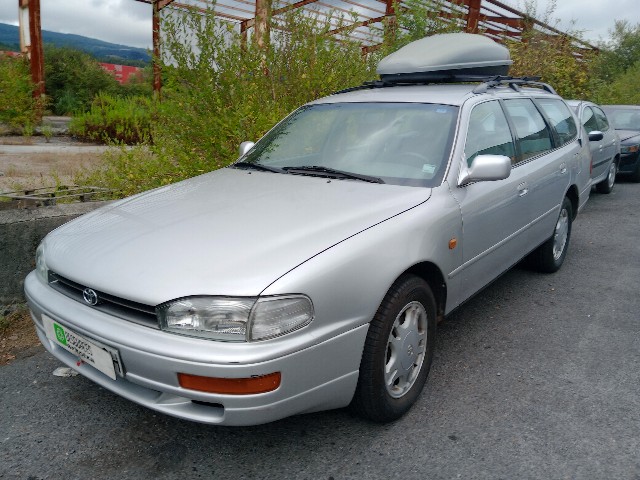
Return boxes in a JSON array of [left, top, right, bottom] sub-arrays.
[[351, 275, 436, 423], [530, 196, 573, 273]]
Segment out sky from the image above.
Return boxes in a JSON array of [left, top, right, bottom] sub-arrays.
[[0, 0, 639, 49]]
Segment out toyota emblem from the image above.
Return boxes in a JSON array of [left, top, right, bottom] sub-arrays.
[[82, 288, 99, 306]]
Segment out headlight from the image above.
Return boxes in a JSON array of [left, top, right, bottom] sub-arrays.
[[157, 295, 313, 342], [621, 144, 639, 154], [35, 242, 48, 283]]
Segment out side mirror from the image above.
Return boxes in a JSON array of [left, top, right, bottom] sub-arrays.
[[458, 154, 511, 186], [239, 141, 255, 157], [588, 131, 604, 142]]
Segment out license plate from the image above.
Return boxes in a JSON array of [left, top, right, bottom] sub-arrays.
[[43, 315, 119, 380]]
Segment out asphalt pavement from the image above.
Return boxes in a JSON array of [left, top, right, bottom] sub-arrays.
[[1, 180, 639, 480]]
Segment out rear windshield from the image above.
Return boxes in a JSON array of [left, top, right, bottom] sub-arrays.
[[240, 102, 459, 187]]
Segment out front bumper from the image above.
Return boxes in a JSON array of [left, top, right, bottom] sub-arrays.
[[618, 152, 640, 174], [25, 272, 367, 425]]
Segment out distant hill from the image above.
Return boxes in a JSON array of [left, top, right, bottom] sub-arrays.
[[0, 22, 150, 65]]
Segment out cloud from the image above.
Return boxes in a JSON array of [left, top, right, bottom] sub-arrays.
[[531, 0, 640, 45], [0, 0, 152, 48]]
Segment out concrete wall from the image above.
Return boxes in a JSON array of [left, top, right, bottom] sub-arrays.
[[0, 202, 111, 303]]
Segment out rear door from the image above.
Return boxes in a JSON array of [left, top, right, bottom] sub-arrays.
[[581, 105, 608, 179], [592, 106, 619, 169], [503, 97, 574, 248]]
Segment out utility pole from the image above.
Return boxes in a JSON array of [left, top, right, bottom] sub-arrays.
[[18, 0, 45, 99]]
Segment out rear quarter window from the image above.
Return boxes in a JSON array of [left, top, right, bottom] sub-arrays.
[[536, 99, 578, 146], [503, 98, 553, 161]]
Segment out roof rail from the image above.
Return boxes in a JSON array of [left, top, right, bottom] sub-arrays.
[[332, 75, 557, 96], [332, 75, 499, 95], [472, 76, 557, 95]]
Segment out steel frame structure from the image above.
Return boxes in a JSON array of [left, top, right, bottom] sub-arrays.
[[17, 0, 597, 96]]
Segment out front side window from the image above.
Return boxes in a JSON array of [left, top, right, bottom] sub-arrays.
[[465, 100, 516, 166], [503, 99, 553, 161], [240, 102, 459, 187], [536, 98, 578, 146]]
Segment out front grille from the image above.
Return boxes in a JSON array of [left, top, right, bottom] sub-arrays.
[[48, 271, 159, 329]]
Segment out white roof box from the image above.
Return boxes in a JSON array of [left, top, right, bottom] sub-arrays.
[[377, 33, 512, 83]]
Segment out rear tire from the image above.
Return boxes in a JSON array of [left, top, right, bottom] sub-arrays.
[[596, 161, 616, 194], [351, 275, 436, 423], [530, 197, 572, 273]]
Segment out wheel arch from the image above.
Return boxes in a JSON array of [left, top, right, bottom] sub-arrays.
[[565, 184, 579, 220], [403, 262, 447, 322]]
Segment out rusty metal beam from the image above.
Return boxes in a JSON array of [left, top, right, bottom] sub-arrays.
[[18, 0, 45, 99], [326, 14, 385, 37], [465, 0, 480, 33], [254, 0, 272, 50], [482, 28, 521, 37], [152, 0, 162, 97], [156, 0, 175, 10], [483, 15, 523, 28]]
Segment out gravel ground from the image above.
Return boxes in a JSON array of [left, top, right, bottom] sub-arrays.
[[0, 136, 107, 191]]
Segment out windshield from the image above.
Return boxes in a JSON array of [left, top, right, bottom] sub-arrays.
[[602, 107, 640, 131], [238, 102, 459, 187]]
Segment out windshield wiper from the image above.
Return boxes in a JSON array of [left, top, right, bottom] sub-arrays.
[[232, 162, 286, 174], [282, 166, 384, 184]]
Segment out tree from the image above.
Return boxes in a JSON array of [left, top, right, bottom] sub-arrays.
[[44, 45, 121, 115], [507, 32, 595, 100], [0, 55, 44, 130], [593, 20, 640, 82], [594, 60, 640, 104]]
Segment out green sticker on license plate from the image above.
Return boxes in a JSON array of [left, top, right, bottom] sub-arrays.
[[53, 323, 67, 345]]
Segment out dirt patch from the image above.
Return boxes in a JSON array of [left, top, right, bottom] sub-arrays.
[[0, 304, 42, 365], [0, 136, 107, 192]]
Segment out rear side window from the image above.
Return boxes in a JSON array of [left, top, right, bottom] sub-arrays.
[[536, 99, 578, 146], [503, 99, 553, 161], [465, 101, 516, 166], [593, 107, 611, 132], [581, 107, 600, 133]]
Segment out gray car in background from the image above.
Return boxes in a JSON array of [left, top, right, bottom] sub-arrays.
[[24, 34, 592, 426], [567, 100, 620, 194], [601, 105, 640, 182]]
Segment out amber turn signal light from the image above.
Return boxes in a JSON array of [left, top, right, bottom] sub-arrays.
[[178, 372, 281, 395]]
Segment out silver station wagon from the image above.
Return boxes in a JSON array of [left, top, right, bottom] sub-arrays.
[[25, 33, 591, 425]]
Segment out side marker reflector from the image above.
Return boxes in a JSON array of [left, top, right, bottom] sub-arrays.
[[178, 372, 281, 395]]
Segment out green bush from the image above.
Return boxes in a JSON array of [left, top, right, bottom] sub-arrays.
[[69, 92, 152, 144], [44, 45, 122, 115], [81, 9, 379, 195], [593, 60, 640, 104], [0, 56, 43, 129]]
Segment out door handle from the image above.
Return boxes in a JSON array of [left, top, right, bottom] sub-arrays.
[[517, 182, 528, 196]]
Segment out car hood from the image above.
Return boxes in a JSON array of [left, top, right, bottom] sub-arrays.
[[45, 169, 431, 305], [616, 129, 640, 143]]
